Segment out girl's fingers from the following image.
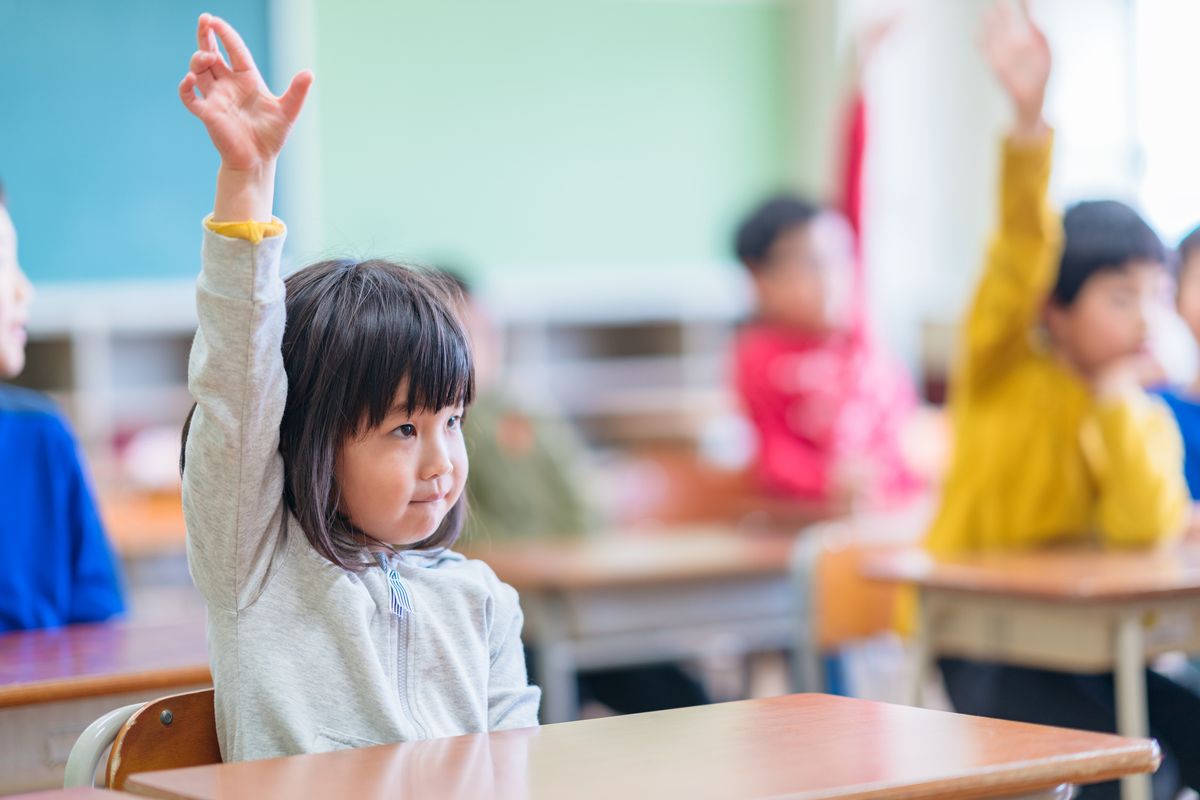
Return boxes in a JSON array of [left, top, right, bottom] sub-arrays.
[[188, 49, 219, 74], [178, 73, 205, 115], [190, 49, 232, 83], [278, 69, 314, 123], [197, 13, 216, 52], [209, 16, 256, 72]]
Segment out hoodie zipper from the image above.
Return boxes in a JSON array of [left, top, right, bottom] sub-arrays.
[[376, 553, 428, 740]]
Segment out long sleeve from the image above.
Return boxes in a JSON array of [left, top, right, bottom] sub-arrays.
[[735, 336, 832, 500], [182, 219, 290, 611], [835, 91, 869, 337], [837, 91, 866, 247], [958, 135, 1061, 394], [486, 582, 541, 730], [753, 418, 831, 499], [1085, 395, 1189, 546]]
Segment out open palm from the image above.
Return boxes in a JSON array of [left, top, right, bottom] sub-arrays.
[[178, 15, 312, 171], [980, 0, 1050, 122]]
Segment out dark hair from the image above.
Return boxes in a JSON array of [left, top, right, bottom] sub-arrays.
[[1177, 225, 1200, 279], [436, 267, 473, 299], [733, 194, 821, 271], [182, 258, 475, 571], [1051, 200, 1165, 306]]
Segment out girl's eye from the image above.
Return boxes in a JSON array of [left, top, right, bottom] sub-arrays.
[[447, 415, 462, 431], [394, 424, 417, 439]]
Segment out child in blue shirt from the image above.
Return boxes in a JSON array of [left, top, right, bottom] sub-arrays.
[[1158, 226, 1200, 504], [0, 181, 125, 631]]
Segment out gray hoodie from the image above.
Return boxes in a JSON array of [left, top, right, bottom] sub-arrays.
[[182, 222, 541, 762]]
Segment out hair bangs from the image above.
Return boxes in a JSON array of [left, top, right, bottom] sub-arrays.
[[331, 262, 475, 438]]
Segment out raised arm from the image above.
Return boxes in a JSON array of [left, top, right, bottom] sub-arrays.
[[958, 0, 1059, 393], [178, 14, 312, 609], [832, 12, 901, 336]]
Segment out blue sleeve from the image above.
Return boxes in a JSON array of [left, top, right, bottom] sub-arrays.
[[56, 423, 126, 624]]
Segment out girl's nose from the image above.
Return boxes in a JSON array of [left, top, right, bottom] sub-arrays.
[[420, 440, 453, 482]]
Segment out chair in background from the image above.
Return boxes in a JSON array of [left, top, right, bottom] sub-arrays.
[[791, 505, 930, 696]]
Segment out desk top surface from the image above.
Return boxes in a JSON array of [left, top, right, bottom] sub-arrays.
[[126, 693, 1158, 800], [6, 790, 132, 799], [863, 544, 1200, 602], [465, 527, 796, 592], [0, 612, 210, 708]]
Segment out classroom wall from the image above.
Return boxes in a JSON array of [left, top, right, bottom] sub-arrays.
[[283, 0, 794, 277], [0, 0, 271, 283]]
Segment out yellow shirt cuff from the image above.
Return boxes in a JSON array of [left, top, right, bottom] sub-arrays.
[[204, 216, 285, 244]]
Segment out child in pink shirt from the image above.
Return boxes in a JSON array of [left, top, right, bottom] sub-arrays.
[[733, 91, 923, 513]]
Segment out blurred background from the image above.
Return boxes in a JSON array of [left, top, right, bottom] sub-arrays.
[[3, 0, 1200, 731]]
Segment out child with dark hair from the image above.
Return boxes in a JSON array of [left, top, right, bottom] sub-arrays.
[[0, 179, 125, 631], [1156, 226, 1200, 501], [929, 3, 1198, 796], [732, 29, 924, 515], [177, 15, 538, 761], [449, 275, 710, 715]]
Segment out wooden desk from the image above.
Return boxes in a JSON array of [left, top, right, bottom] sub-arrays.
[[0, 615, 210, 793], [124, 693, 1158, 800], [0, 614, 210, 708], [6, 790, 132, 800], [864, 546, 1200, 800], [467, 528, 797, 723]]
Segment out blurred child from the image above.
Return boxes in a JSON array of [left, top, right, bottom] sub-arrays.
[[177, 15, 537, 760], [732, 30, 925, 516], [929, 3, 1198, 796], [1157, 227, 1200, 502], [0, 181, 125, 631], [449, 274, 594, 541], [452, 274, 711, 714]]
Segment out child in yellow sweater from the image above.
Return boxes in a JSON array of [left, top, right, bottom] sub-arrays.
[[930, 3, 1198, 797]]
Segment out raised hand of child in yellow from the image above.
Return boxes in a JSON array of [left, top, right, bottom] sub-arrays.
[[178, 13, 313, 221], [980, 0, 1050, 140]]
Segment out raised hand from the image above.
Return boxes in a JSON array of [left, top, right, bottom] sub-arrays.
[[853, 7, 906, 76], [980, 0, 1051, 139], [179, 14, 312, 173]]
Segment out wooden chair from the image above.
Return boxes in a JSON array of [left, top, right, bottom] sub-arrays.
[[790, 504, 931, 693], [64, 688, 221, 789]]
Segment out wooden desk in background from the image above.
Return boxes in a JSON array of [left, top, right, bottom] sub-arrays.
[[99, 491, 187, 560], [124, 693, 1158, 800], [467, 528, 797, 723], [864, 546, 1200, 800], [0, 615, 210, 793]]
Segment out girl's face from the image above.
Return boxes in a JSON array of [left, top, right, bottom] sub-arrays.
[[335, 395, 468, 547], [0, 206, 33, 379]]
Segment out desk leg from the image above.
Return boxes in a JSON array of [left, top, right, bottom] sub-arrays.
[[906, 590, 932, 707], [535, 598, 579, 725], [1115, 611, 1151, 800]]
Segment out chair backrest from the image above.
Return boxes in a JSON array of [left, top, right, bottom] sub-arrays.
[[790, 503, 933, 691], [105, 687, 221, 790]]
